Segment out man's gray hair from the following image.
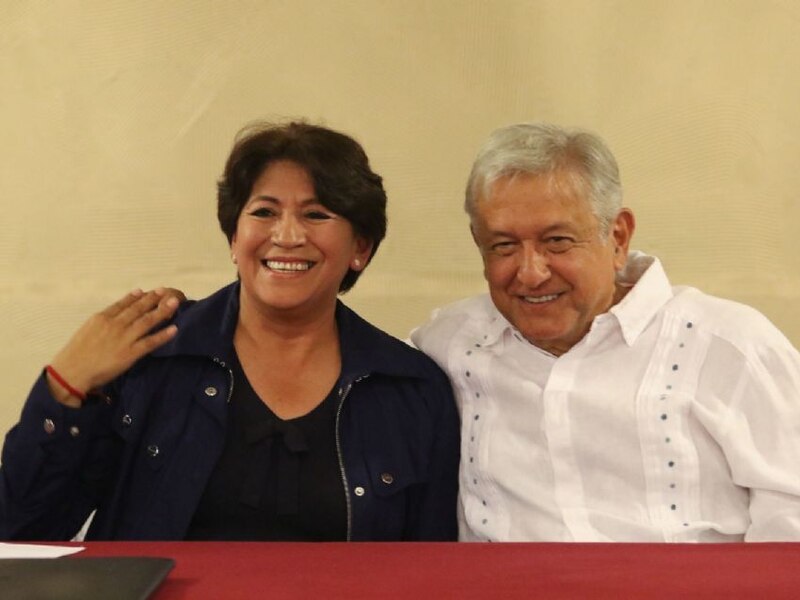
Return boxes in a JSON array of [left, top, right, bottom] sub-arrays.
[[464, 123, 623, 235]]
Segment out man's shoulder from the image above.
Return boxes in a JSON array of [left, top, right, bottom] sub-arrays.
[[667, 286, 793, 351], [414, 294, 496, 334], [410, 294, 497, 358]]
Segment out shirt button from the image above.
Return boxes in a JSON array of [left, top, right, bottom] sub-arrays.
[[204, 386, 218, 397], [147, 444, 160, 458], [69, 426, 80, 437], [121, 414, 133, 427], [380, 473, 394, 485], [43, 419, 55, 434], [354, 486, 365, 497]]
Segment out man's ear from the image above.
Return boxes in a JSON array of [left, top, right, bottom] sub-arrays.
[[611, 208, 636, 270], [470, 223, 479, 247], [469, 220, 488, 252]]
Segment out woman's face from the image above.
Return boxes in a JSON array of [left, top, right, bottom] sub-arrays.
[[231, 160, 372, 319]]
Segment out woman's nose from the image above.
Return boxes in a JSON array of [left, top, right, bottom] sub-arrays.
[[271, 214, 306, 247]]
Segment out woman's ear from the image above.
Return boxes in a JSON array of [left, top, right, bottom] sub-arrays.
[[230, 232, 239, 265], [351, 237, 374, 271]]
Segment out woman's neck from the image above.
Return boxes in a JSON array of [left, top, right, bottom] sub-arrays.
[[234, 293, 340, 358], [233, 293, 342, 419]]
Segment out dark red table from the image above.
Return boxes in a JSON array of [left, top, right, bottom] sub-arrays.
[[66, 541, 800, 599]]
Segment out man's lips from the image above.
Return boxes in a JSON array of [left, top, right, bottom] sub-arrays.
[[520, 292, 562, 304], [261, 259, 315, 272]]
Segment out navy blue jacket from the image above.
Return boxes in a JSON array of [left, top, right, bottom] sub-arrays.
[[0, 283, 459, 541]]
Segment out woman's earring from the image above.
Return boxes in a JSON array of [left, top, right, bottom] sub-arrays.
[[353, 259, 361, 269], [232, 254, 238, 264]]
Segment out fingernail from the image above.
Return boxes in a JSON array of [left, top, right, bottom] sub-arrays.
[[154, 287, 166, 296], [165, 297, 179, 308], [131, 288, 144, 296]]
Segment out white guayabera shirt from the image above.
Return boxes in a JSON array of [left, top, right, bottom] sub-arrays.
[[411, 251, 800, 542]]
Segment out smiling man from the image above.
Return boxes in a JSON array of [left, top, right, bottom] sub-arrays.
[[411, 122, 800, 542]]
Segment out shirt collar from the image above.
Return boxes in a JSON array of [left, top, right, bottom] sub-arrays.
[[609, 251, 674, 346], [475, 295, 516, 349]]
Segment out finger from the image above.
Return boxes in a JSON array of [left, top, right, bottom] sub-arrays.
[[157, 286, 187, 304], [100, 289, 145, 318], [131, 323, 179, 358], [124, 294, 181, 342], [115, 290, 168, 326]]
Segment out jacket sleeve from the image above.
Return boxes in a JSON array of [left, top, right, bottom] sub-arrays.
[[0, 372, 121, 540], [404, 369, 461, 541]]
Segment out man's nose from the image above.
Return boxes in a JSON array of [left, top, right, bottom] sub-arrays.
[[271, 214, 306, 247], [517, 245, 551, 287]]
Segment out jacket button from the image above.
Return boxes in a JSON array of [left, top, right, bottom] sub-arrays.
[[147, 444, 160, 458], [380, 472, 394, 485], [121, 414, 133, 427], [43, 419, 55, 434], [354, 486, 365, 497], [204, 386, 218, 397], [69, 426, 80, 437]]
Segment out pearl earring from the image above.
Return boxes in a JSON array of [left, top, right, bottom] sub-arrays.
[[232, 254, 238, 264], [353, 259, 361, 269]]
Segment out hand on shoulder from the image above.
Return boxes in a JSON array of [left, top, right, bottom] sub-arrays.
[[47, 287, 185, 407]]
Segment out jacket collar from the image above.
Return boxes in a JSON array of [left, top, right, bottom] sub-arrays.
[[334, 299, 431, 381], [152, 282, 430, 381], [150, 282, 239, 363]]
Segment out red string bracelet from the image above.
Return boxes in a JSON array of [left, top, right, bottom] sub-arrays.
[[45, 365, 87, 402]]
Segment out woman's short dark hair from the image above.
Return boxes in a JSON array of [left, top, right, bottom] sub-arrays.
[[217, 121, 387, 293]]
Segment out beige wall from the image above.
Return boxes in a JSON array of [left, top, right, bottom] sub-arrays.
[[2, 1, 799, 436]]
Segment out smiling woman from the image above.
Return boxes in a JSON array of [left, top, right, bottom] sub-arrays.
[[232, 160, 371, 325], [0, 122, 460, 543]]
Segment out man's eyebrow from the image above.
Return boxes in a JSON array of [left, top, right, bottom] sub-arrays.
[[486, 222, 578, 238], [540, 222, 580, 235]]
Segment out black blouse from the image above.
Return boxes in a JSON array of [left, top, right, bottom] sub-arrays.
[[185, 355, 347, 540]]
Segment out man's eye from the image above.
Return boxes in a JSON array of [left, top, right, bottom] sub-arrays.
[[491, 242, 516, 255], [546, 237, 574, 253]]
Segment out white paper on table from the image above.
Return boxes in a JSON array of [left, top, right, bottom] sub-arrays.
[[0, 542, 84, 559]]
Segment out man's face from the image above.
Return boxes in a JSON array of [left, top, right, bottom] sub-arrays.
[[470, 171, 634, 356]]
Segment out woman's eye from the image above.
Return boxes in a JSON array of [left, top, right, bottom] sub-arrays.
[[306, 211, 332, 221], [248, 207, 275, 218]]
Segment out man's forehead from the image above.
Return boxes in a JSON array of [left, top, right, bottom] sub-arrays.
[[487, 169, 586, 201], [475, 172, 593, 218], [469, 175, 603, 243]]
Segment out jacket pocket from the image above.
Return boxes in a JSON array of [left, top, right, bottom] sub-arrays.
[[365, 459, 417, 499]]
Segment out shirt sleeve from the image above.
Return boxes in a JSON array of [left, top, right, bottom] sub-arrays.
[[704, 336, 800, 541]]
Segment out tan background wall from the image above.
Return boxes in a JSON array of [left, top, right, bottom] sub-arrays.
[[2, 1, 799, 438]]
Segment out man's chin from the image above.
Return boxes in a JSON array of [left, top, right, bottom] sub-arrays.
[[513, 324, 579, 356]]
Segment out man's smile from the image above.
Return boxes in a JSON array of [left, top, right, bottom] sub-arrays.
[[521, 293, 561, 304]]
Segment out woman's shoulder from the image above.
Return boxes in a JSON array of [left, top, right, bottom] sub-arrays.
[[336, 301, 450, 385]]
